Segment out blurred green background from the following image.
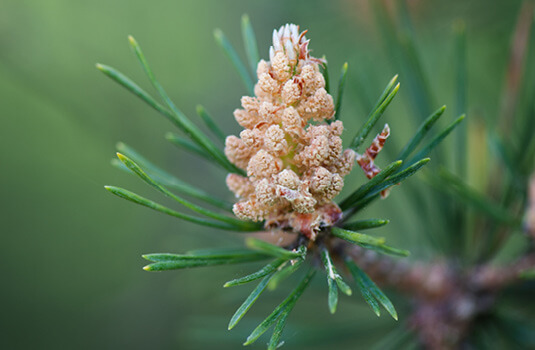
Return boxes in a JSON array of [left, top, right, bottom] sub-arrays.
[[0, 0, 525, 349]]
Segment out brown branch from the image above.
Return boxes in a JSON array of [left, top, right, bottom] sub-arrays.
[[342, 243, 535, 349]]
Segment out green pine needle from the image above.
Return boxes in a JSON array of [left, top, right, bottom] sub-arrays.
[[228, 273, 275, 330], [243, 269, 316, 346], [332, 227, 409, 258], [241, 14, 260, 76], [320, 247, 352, 314], [96, 63, 168, 116], [358, 158, 430, 203], [397, 33, 434, 119], [165, 132, 214, 161], [335, 278, 353, 296], [331, 227, 386, 247], [126, 36, 244, 175], [214, 28, 255, 95], [321, 57, 330, 93], [334, 62, 349, 120], [104, 185, 239, 230], [342, 158, 429, 220], [323, 248, 352, 297], [340, 160, 403, 210], [224, 258, 287, 287], [113, 142, 233, 211], [488, 134, 519, 180], [327, 277, 339, 314], [342, 219, 390, 231], [245, 238, 306, 259], [267, 258, 305, 291], [358, 243, 410, 257], [96, 58, 242, 176], [348, 261, 381, 317], [142, 250, 270, 271], [437, 169, 521, 226], [321, 248, 338, 314], [96, 61, 224, 165], [405, 114, 465, 168], [346, 259, 398, 320], [196, 105, 226, 144], [350, 75, 399, 151], [389, 0, 435, 119], [454, 20, 467, 176], [267, 308, 290, 350], [116, 153, 260, 230], [396, 105, 447, 161], [183, 248, 267, 258], [142, 249, 269, 262]]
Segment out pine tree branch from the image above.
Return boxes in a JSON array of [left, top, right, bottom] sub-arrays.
[[340, 239, 535, 349]]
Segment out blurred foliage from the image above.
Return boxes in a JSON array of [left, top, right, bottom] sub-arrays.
[[0, 0, 528, 349]]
